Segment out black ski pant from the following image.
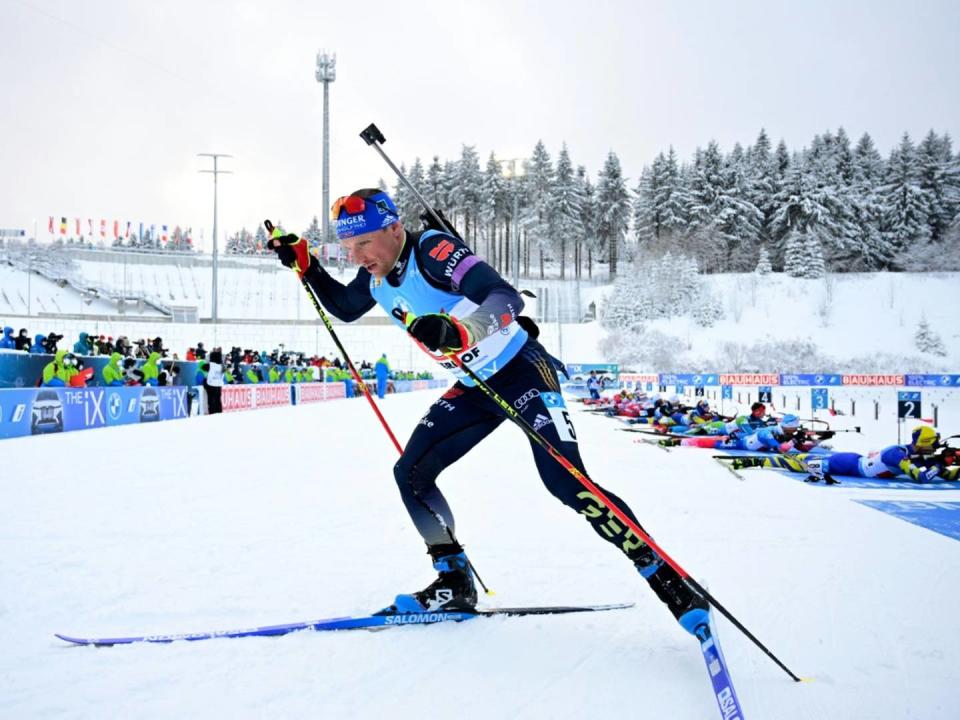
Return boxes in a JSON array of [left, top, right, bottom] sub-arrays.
[[204, 383, 222, 414], [394, 340, 650, 564]]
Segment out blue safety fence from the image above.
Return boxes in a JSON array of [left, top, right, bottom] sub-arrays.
[[0, 385, 189, 439], [0, 352, 202, 388]]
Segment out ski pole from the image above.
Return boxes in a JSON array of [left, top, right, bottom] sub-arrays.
[[265, 221, 403, 453], [446, 350, 804, 682], [264, 220, 492, 595], [360, 123, 455, 237]]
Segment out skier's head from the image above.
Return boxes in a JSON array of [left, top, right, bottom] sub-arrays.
[[696, 399, 710, 414], [332, 189, 403, 278], [910, 425, 940, 454], [780, 414, 800, 429], [750, 402, 766, 418]]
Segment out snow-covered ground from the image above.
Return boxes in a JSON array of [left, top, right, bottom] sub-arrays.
[[3, 389, 959, 719]]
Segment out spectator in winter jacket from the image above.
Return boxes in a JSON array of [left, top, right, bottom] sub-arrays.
[[42, 350, 79, 387], [102, 352, 125, 386], [73, 332, 90, 355], [267, 365, 281, 383], [141, 352, 162, 386], [14, 328, 31, 351], [195, 342, 207, 360], [0, 326, 16, 349], [30, 334, 46, 354], [204, 350, 224, 414], [375, 353, 390, 399]]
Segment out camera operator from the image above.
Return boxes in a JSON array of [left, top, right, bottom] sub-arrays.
[[15, 328, 31, 352], [42, 332, 64, 354]]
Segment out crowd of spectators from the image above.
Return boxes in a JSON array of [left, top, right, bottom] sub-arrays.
[[1, 324, 433, 392]]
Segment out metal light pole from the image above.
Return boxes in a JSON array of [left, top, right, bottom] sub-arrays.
[[198, 153, 233, 323], [315, 51, 336, 262]]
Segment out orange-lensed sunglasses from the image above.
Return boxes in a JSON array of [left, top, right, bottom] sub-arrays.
[[330, 195, 367, 219]]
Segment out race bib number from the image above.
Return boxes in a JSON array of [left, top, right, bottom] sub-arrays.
[[541, 392, 577, 443]]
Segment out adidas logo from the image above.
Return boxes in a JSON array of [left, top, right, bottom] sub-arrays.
[[532, 414, 553, 431]]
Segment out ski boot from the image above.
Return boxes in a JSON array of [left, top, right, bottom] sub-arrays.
[[386, 546, 478, 614], [658, 437, 682, 448], [731, 457, 765, 470], [636, 546, 709, 637]]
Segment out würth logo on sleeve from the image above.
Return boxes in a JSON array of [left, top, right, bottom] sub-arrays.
[[429, 240, 455, 262]]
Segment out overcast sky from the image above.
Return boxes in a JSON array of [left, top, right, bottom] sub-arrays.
[[2, 0, 958, 250]]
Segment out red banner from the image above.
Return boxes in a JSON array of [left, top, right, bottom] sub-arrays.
[[253, 384, 291, 408], [719, 373, 781, 386], [620, 373, 659, 384], [297, 383, 346, 404], [222, 386, 254, 412], [841, 374, 904, 386]]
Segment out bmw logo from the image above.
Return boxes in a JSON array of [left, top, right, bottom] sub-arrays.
[[108, 392, 122, 420]]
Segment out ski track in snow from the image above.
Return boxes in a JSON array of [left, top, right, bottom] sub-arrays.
[[2, 390, 959, 719]]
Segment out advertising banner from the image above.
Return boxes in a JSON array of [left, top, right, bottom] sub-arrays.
[[780, 373, 843, 386], [294, 382, 347, 404], [719, 373, 781, 386], [0, 386, 188, 439], [904, 374, 960, 387]]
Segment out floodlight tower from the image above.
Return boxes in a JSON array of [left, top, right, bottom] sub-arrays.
[[315, 51, 336, 254], [198, 153, 232, 323]]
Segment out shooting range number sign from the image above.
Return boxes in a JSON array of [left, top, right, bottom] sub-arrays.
[[758, 386, 772, 403], [811, 388, 829, 411], [897, 391, 922, 420]]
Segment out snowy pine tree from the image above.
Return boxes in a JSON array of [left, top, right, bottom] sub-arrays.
[[805, 235, 826, 278], [426, 156, 444, 208], [405, 159, 426, 228], [479, 152, 506, 267], [524, 140, 555, 278], [846, 133, 891, 269], [254, 225, 268, 254], [882, 133, 931, 256], [914, 316, 947, 357], [596, 151, 630, 278], [456, 145, 482, 244], [601, 274, 644, 331], [755, 245, 772, 274], [917, 130, 952, 242], [578, 167, 601, 279], [632, 164, 657, 244], [303, 216, 322, 250], [783, 229, 808, 277], [552, 144, 583, 279]]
